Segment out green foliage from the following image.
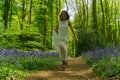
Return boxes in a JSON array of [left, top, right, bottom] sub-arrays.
[[0, 19, 4, 49], [25, 41, 43, 50], [0, 49, 61, 79], [76, 29, 96, 55], [19, 57, 60, 70], [73, 0, 120, 56], [93, 58, 120, 78], [0, 56, 60, 79], [82, 47, 120, 79], [0, 56, 26, 80], [18, 27, 44, 50], [1, 23, 45, 50], [2, 30, 20, 49], [0, 0, 67, 52]]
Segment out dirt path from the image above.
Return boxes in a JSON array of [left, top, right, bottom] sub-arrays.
[[24, 57, 101, 80]]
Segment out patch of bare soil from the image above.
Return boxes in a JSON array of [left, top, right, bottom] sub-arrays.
[[24, 57, 101, 80]]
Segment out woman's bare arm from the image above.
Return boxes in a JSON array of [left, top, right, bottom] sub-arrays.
[[68, 21, 78, 42], [54, 22, 59, 33]]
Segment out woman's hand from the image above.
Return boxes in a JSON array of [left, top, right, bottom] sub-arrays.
[[75, 36, 79, 42], [69, 21, 79, 42], [54, 26, 58, 34], [54, 27, 57, 32]]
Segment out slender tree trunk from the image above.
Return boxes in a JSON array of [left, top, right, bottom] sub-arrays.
[[114, 1, 117, 45], [9, 0, 12, 28], [50, 0, 53, 48], [74, 0, 82, 56], [75, 0, 81, 27], [3, 0, 11, 31], [20, 0, 25, 30], [43, 0, 47, 51], [29, 0, 32, 24], [86, 0, 89, 28], [59, 0, 61, 12], [82, 0, 86, 28], [92, 0, 98, 46], [100, 0, 105, 46], [65, 0, 69, 11], [104, 0, 112, 43], [56, 0, 59, 22], [118, 1, 120, 36], [86, 0, 91, 49]]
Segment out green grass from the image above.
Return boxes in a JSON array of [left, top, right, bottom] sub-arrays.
[[0, 49, 61, 80], [81, 47, 120, 79]]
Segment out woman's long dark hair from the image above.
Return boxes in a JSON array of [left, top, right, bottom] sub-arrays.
[[60, 10, 70, 21]]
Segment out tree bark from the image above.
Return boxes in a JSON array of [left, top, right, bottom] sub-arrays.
[[29, 0, 32, 24], [100, 0, 105, 46], [9, 0, 12, 28], [43, 0, 47, 51], [3, 0, 11, 31], [20, 0, 26, 30], [92, 0, 99, 46]]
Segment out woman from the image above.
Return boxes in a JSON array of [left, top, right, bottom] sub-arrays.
[[52, 10, 78, 69]]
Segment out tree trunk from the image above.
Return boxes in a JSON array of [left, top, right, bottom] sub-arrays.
[[114, 1, 117, 45], [20, 0, 25, 30], [9, 0, 12, 28], [56, 0, 59, 22], [65, 0, 68, 11], [104, 0, 112, 43], [50, 0, 53, 49], [100, 0, 105, 46], [43, 0, 47, 51], [82, 0, 86, 28], [3, 0, 11, 31], [59, 0, 61, 12], [92, 0, 99, 46], [75, 0, 81, 27], [29, 0, 32, 24]]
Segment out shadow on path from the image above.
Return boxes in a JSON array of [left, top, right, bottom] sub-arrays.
[[24, 57, 101, 80]]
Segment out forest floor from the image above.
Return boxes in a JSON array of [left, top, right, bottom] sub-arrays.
[[24, 57, 102, 80]]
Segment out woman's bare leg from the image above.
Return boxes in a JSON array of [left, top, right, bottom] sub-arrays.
[[60, 40, 68, 68]]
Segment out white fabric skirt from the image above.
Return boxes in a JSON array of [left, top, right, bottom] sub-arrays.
[[52, 29, 68, 61]]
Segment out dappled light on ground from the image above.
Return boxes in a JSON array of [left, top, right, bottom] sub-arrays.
[[24, 57, 101, 80]]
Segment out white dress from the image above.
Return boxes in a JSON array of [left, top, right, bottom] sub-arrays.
[[52, 20, 69, 61]]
